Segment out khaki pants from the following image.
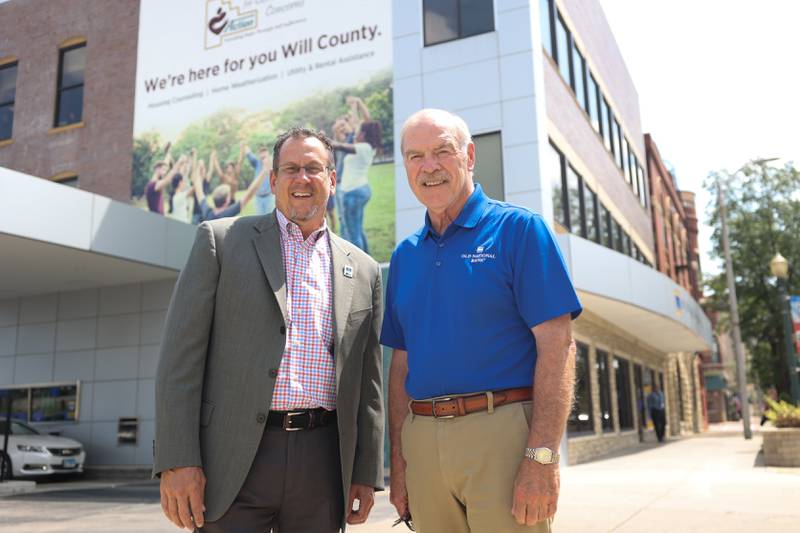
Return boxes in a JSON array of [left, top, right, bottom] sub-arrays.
[[401, 400, 552, 533]]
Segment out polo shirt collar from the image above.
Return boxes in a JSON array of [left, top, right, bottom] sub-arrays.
[[422, 184, 489, 239]]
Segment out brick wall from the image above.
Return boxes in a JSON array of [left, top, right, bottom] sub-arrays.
[[0, 0, 140, 201]]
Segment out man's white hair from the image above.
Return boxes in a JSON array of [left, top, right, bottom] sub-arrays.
[[400, 108, 472, 153]]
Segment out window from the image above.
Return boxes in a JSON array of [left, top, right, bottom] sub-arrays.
[[613, 119, 624, 169], [622, 138, 631, 184], [566, 165, 583, 236], [583, 182, 599, 243], [555, 14, 571, 84], [615, 357, 634, 430], [639, 164, 649, 208], [571, 44, 587, 111], [609, 114, 619, 163], [614, 218, 624, 253], [600, 203, 612, 248], [630, 153, 640, 198], [568, 342, 593, 434], [624, 233, 632, 257], [55, 43, 86, 127], [0, 61, 17, 141], [0, 383, 79, 422], [424, 0, 495, 46], [596, 349, 614, 432], [601, 98, 612, 152], [540, 0, 554, 56], [548, 142, 567, 228], [473, 131, 504, 201], [587, 74, 600, 134]]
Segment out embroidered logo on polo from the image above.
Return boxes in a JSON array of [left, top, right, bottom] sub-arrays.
[[461, 243, 496, 264]]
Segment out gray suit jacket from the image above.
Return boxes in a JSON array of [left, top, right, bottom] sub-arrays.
[[153, 212, 384, 523]]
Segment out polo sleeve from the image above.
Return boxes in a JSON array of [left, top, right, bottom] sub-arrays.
[[379, 252, 406, 350], [513, 213, 582, 328]]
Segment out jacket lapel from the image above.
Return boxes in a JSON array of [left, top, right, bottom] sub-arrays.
[[330, 233, 355, 385], [252, 213, 288, 324]]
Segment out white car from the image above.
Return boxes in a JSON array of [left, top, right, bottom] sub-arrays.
[[0, 419, 86, 479]]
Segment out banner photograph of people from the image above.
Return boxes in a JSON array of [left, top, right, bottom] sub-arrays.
[[130, 0, 394, 262]]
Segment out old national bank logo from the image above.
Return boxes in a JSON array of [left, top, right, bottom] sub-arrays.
[[205, 0, 258, 49]]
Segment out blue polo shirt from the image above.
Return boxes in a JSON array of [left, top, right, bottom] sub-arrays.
[[380, 185, 582, 399]]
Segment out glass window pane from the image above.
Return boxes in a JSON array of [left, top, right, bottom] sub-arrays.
[[0, 104, 13, 140], [613, 119, 623, 169], [609, 114, 619, 162], [56, 85, 84, 126], [597, 350, 614, 432], [571, 45, 586, 110], [614, 219, 624, 252], [555, 15, 571, 83], [547, 142, 566, 228], [60, 46, 86, 88], [588, 74, 600, 133], [473, 131, 504, 201], [630, 153, 639, 196], [0, 388, 29, 421], [566, 165, 582, 235], [583, 183, 598, 242], [615, 357, 634, 430], [601, 203, 612, 248], [460, 0, 494, 38], [624, 233, 632, 257], [30, 385, 78, 422], [0, 64, 17, 105], [622, 138, 631, 184], [601, 98, 612, 152], [568, 342, 593, 435], [424, 0, 459, 45], [540, 0, 553, 56]]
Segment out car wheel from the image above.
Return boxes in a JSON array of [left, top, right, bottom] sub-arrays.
[[0, 452, 12, 480]]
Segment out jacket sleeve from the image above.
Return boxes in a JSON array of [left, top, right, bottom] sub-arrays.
[[351, 264, 385, 489], [152, 222, 220, 477]]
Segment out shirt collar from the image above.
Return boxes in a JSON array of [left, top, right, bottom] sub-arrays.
[[422, 183, 489, 239], [276, 208, 328, 243]]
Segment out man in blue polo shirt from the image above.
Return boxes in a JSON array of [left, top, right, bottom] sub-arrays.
[[382, 109, 582, 532]]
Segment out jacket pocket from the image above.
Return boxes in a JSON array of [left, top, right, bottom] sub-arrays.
[[200, 400, 215, 428], [347, 306, 372, 323]]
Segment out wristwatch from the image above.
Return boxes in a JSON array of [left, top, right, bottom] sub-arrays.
[[524, 447, 560, 465]]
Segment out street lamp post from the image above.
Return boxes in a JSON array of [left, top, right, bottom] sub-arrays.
[[717, 178, 752, 438], [770, 253, 800, 403]]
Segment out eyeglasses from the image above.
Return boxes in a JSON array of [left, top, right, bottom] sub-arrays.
[[277, 164, 329, 178], [392, 513, 414, 531]]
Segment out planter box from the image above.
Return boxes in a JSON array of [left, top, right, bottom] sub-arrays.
[[762, 426, 800, 467]]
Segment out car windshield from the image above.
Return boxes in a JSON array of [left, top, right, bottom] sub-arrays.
[[0, 419, 40, 435]]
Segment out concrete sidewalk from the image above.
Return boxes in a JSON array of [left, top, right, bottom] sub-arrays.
[[0, 422, 797, 532]]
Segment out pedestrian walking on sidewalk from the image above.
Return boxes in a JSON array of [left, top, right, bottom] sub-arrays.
[[154, 128, 385, 532], [382, 109, 582, 532], [647, 383, 667, 442]]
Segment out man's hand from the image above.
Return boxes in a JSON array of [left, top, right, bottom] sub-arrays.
[[511, 460, 559, 526], [389, 456, 409, 519], [160, 466, 206, 530], [346, 483, 375, 525]]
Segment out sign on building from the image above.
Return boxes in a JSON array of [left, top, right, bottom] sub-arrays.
[[131, 0, 394, 262]]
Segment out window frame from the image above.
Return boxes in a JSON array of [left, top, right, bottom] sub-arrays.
[[423, 0, 496, 47], [0, 60, 18, 141], [54, 42, 87, 128]]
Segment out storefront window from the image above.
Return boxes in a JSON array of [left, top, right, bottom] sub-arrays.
[[568, 342, 593, 435]]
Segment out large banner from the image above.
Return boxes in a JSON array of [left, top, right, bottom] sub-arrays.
[[791, 295, 800, 356], [131, 0, 394, 262]]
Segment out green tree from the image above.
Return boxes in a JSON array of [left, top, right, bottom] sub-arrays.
[[704, 161, 800, 398]]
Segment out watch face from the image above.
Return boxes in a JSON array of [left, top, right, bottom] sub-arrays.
[[535, 448, 553, 463]]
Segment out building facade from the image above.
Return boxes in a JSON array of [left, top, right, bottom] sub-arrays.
[[1, 0, 713, 471]]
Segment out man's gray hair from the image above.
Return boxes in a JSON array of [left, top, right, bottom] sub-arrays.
[[400, 108, 472, 153]]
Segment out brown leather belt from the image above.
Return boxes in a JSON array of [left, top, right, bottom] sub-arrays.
[[410, 387, 531, 418]]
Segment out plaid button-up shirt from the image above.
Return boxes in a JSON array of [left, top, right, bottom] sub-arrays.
[[271, 210, 336, 411]]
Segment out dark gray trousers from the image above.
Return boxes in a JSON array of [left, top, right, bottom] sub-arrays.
[[200, 421, 343, 533]]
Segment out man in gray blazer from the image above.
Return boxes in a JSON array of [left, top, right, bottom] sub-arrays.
[[154, 127, 384, 532]]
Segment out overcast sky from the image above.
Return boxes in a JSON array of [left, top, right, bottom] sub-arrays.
[[598, 0, 800, 276]]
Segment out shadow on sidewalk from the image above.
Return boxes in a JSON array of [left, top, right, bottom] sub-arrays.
[[5, 481, 160, 504]]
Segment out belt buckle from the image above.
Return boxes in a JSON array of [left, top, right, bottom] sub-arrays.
[[283, 411, 306, 431], [431, 397, 455, 419]]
